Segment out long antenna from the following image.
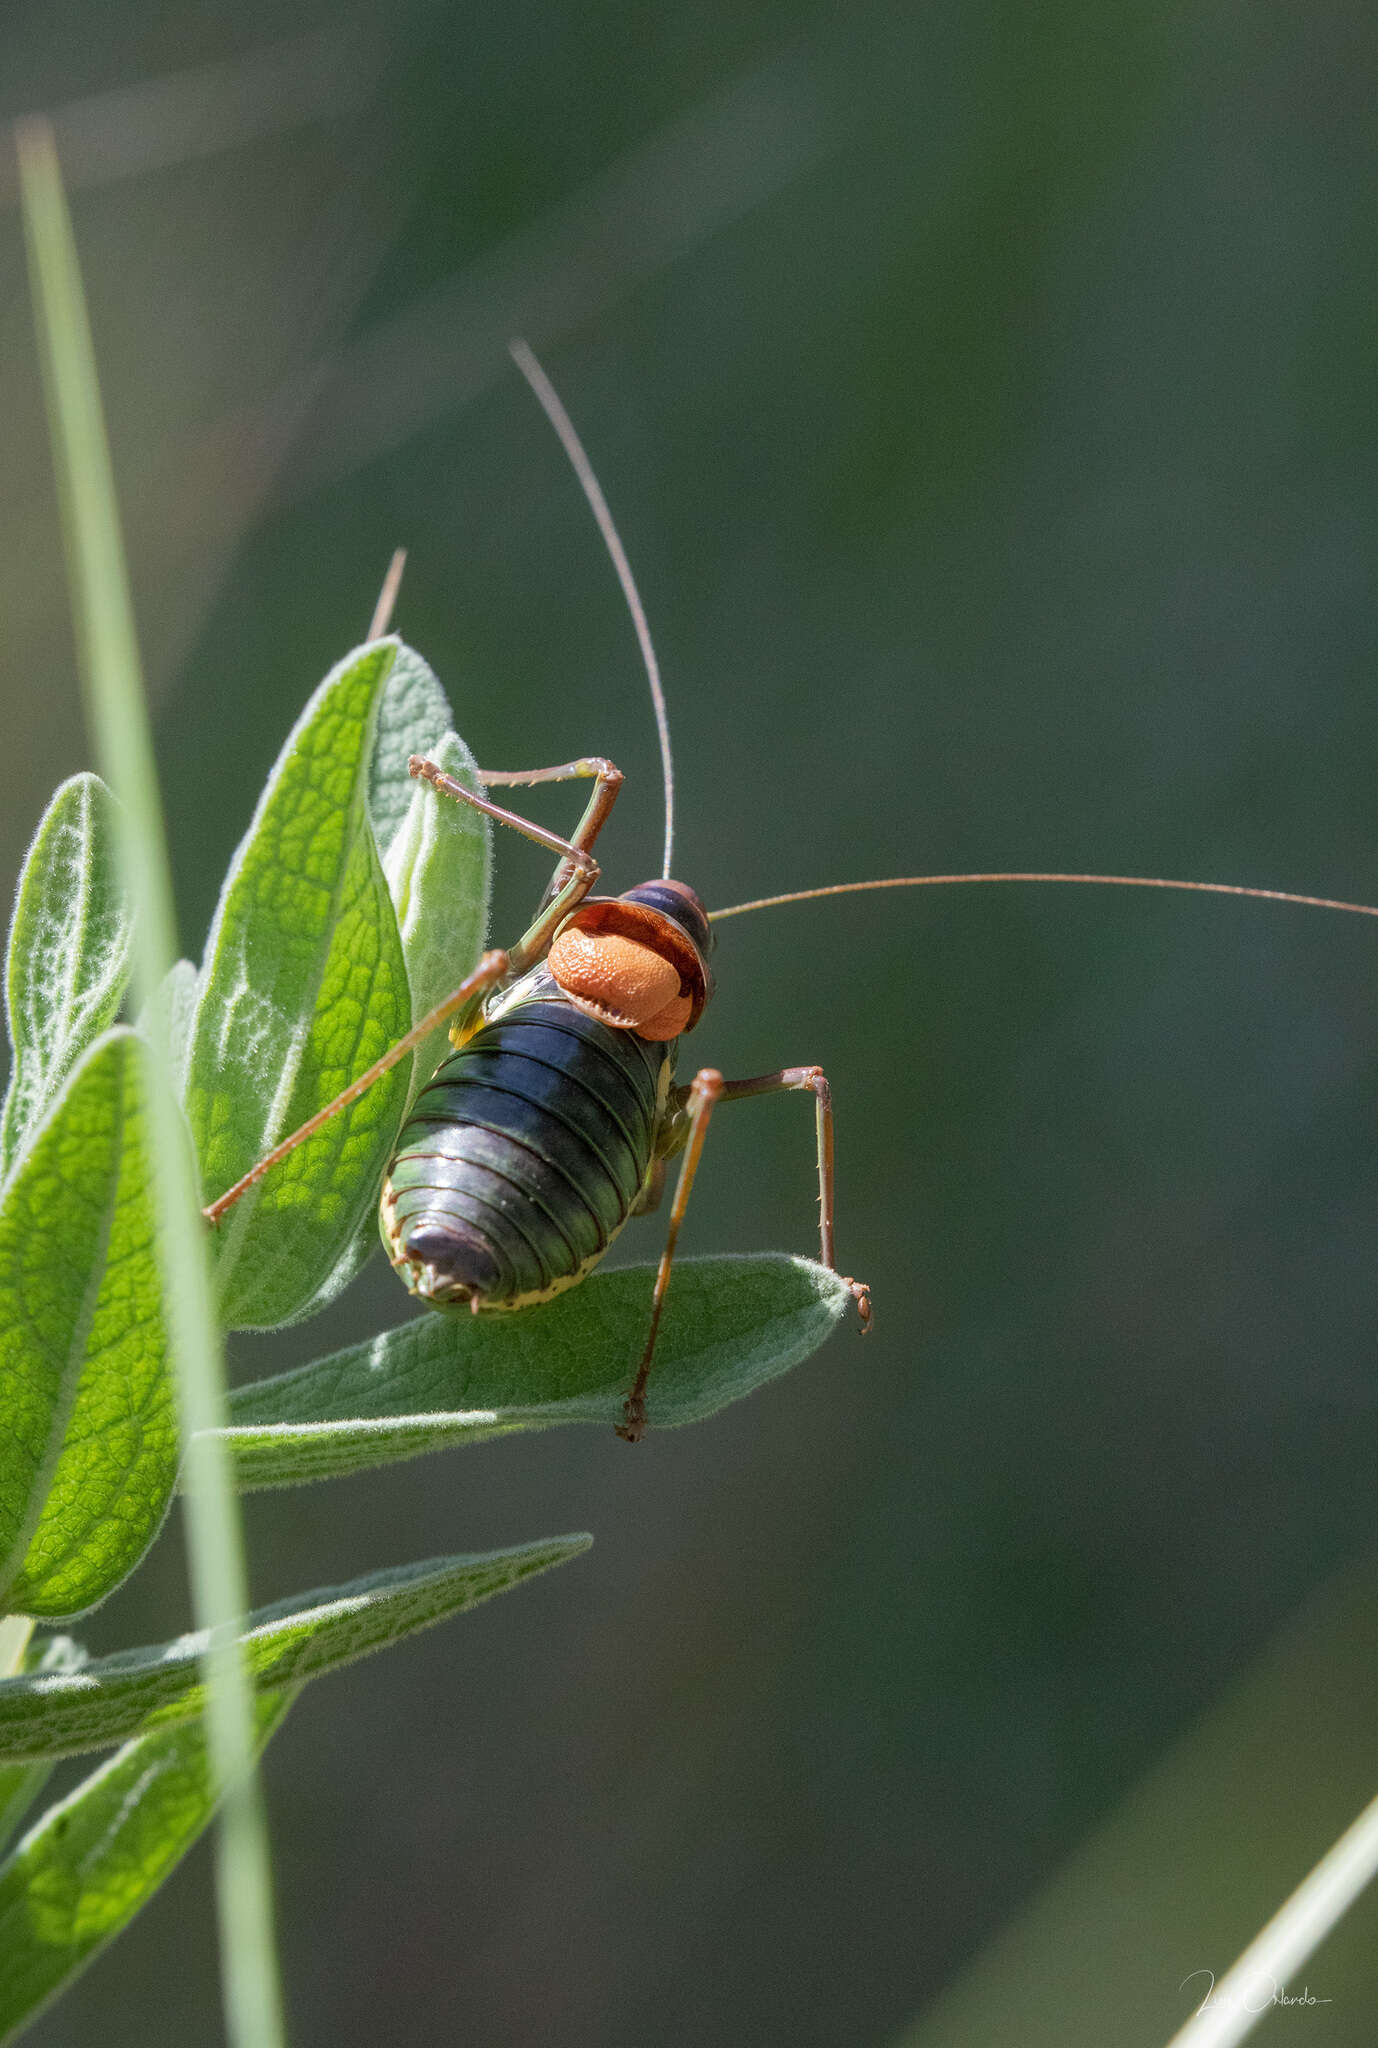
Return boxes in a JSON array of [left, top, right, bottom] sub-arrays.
[[508, 338, 676, 880], [710, 872, 1378, 922]]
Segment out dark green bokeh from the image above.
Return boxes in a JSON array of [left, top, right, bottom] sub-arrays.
[[6, 2, 1378, 2042]]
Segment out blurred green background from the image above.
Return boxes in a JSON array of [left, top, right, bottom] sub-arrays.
[[7, 2, 1378, 2042]]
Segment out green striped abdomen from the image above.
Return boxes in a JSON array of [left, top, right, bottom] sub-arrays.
[[381, 981, 672, 1309]]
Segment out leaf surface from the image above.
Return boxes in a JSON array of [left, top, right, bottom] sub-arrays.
[[0, 1536, 589, 1762], [220, 1256, 852, 1489], [0, 1690, 291, 2044], [0, 1031, 175, 1619], [306, 645, 491, 1309], [382, 723, 491, 1092], [0, 776, 131, 1181], [185, 640, 413, 1327], [0, 1763, 49, 1864], [0, 1638, 85, 1858], [366, 639, 456, 849]]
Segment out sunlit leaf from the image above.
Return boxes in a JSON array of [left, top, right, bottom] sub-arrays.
[[307, 645, 492, 1310], [218, 1256, 853, 1489], [184, 639, 412, 1328], [0, 775, 131, 1182], [367, 639, 457, 849], [0, 1031, 174, 1620], [381, 721, 491, 1094]]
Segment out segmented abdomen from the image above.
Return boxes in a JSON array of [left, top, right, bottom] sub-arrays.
[[381, 990, 669, 1308]]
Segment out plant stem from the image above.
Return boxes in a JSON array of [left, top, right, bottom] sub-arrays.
[[17, 117, 288, 2048], [1166, 1786, 1378, 2048]]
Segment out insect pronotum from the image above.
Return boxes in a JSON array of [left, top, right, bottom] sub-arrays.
[[204, 344, 1378, 1442]]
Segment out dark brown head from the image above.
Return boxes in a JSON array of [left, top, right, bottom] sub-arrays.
[[547, 880, 715, 1040]]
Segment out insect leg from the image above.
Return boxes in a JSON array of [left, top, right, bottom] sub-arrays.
[[408, 754, 622, 968], [715, 1065, 873, 1329], [202, 950, 511, 1224], [619, 1068, 724, 1443], [620, 1064, 871, 1442]]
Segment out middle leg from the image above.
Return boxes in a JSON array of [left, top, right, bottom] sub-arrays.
[[716, 1066, 872, 1328], [618, 1062, 871, 1442]]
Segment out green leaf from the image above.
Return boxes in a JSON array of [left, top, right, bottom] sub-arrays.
[[0, 1536, 590, 1763], [0, 1031, 175, 1620], [219, 1256, 852, 1490], [0, 1689, 292, 2043], [0, 1640, 85, 1857], [0, 1762, 49, 1863], [366, 639, 456, 850], [185, 640, 413, 1329], [307, 646, 492, 1310], [381, 723, 491, 1093], [369, 650, 492, 1064], [0, 775, 131, 1182]]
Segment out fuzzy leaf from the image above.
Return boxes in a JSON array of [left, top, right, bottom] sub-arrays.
[[0, 1031, 175, 1620], [0, 775, 131, 1182], [185, 639, 413, 1329], [0, 1536, 590, 1763], [382, 724, 491, 1094], [366, 639, 457, 851], [0, 1689, 292, 2043], [307, 646, 491, 1311], [218, 1256, 853, 1490], [0, 1641, 85, 1857]]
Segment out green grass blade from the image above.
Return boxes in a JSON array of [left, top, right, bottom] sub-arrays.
[[1165, 1789, 1378, 2048], [0, 1032, 175, 1619], [17, 116, 285, 2048], [0, 1538, 590, 1763], [0, 774, 131, 1182], [219, 1255, 853, 1488], [138, 957, 200, 1100], [0, 1691, 294, 2047]]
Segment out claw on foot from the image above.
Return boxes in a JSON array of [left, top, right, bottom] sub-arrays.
[[845, 1278, 872, 1332], [616, 1394, 647, 1444], [614, 1400, 647, 1449]]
